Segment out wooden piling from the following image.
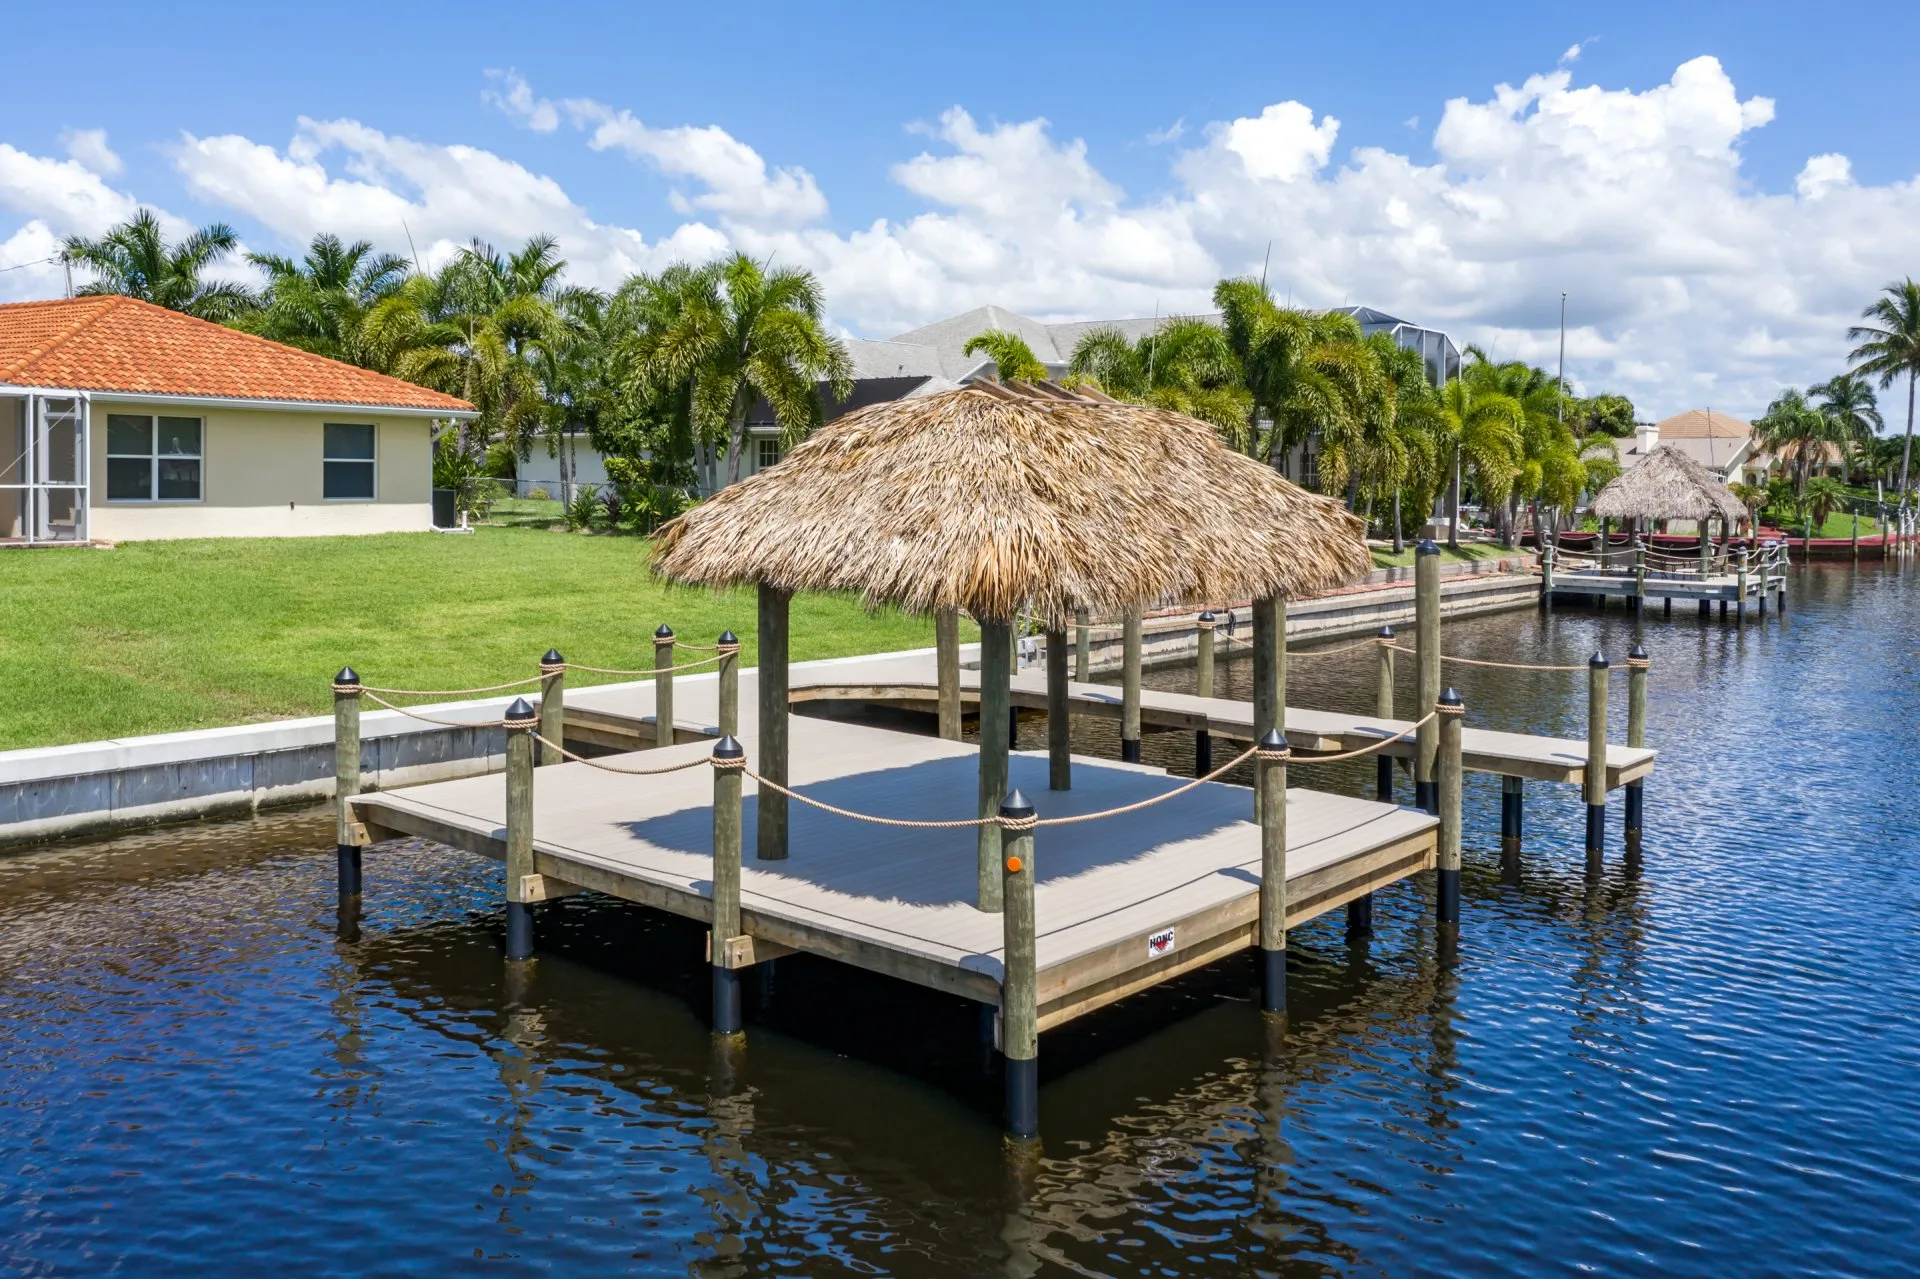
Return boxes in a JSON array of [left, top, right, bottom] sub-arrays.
[[1256, 730, 1289, 1014], [1046, 627, 1070, 791], [1736, 544, 1749, 625], [1414, 540, 1441, 814], [716, 630, 740, 739], [999, 789, 1038, 1138], [1852, 510, 1860, 562], [1194, 611, 1215, 776], [538, 649, 565, 765], [1374, 627, 1395, 802], [1120, 606, 1143, 764], [1633, 537, 1647, 613], [935, 607, 961, 741], [1074, 607, 1090, 683], [1540, 542, 1555, 608], [504, 697, 537, 960], [757, 584, 791, 862], [977, 620, 1012, 912], [653, 625, 676, 748], [1585, 653, 1609, 871], [1500, 774, 1523, 856], [1437, 688, 1464, 925], [1625, 645, 1648, 852], [333, 667, 363, 902], [710, 736, 745, 1035]]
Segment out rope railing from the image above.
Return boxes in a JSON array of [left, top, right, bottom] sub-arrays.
[[530, 731, 715, 776], [361, 690, 511, 728], [343, 651, 728, 699], [1387, 643, 1613, 674], [1287, 711, 1436, 764]]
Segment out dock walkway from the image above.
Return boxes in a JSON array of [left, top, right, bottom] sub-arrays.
[[560, 651, 1656, 792], [351, 715, 1436, 1033]]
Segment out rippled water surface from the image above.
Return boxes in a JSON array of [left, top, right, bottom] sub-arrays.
[[4, 565, 1919, 1276]]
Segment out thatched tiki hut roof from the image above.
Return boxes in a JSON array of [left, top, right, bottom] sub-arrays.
[[1590, 444, 1748, 525], [651, 384, 1372, 622]]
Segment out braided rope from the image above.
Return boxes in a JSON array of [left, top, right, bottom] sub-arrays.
[[743, 770, 998, 829], [529, 730, 715, 775], [363, 690, 509, 728], [1288, 710, 1437, 765], [1030, 742, 1262, 827], [563, 653, 724, 676], [357, 676, 543, 697], [1389, 643, 1611, 674]]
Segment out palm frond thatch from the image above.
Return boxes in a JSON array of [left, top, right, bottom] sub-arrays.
[[651, 384, 1372, 623], [1589, 445, 1746, 523]]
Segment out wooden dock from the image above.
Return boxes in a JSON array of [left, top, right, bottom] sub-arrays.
[[558, 653, 1657, 792], [350, 715, 1436, 1034]]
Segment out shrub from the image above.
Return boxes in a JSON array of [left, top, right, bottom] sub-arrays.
[[564, 490, 598, 532], [526, 486, 550, 502]]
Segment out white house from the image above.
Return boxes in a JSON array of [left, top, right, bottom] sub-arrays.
[[1, 296, 475, 544]]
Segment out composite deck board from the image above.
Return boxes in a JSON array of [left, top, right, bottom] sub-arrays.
[[353, 715, 1436, 1020]]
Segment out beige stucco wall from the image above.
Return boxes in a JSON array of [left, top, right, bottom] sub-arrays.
[[86, 402, 436, 541]]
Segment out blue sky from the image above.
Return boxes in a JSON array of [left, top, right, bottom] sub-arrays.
[[3, 1, 1917, 419]]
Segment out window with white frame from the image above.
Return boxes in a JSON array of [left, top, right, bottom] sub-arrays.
[[106, 414, 202, 501], [757, 438, 782, 471], [323, 424, 376, 499]]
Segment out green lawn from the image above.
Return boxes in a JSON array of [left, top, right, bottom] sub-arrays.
[[1369, 541, 1510, 569], [1797, 511, 1881, 538], [0, 527, 961, 751]]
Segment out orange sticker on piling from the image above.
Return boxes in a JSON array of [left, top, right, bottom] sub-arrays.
[[1005, 856, 1023, 874]]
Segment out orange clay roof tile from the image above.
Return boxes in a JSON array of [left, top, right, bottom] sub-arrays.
[[0, 295, 473, 413]]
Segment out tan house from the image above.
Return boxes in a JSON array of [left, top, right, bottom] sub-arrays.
[[1, 296, 474, 544], [1622, 408, 1845, 489]]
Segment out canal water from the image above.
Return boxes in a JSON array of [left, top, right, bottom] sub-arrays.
[[3, 566, 1917, 1276]]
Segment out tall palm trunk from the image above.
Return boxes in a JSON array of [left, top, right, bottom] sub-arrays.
[[1902, 370, 1917, 496], [724, 385, 753, 487], [1392, 490, 1404, 554], [1446, 450, 1462, 552]]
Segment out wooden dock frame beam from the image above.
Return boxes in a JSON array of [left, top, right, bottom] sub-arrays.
[[1414, 540, 1441, 814], [1437, 689, 1464, 927], [1256, 730, 1289, 1013], [333, 667, 363, 906], [538, 649, 565, 765], [504, 697, 538, 960], [758, 584, 791, 862], [998, 788, 1038, 1139], [711, 735, 746, 1035], [1585, 652, 1609, 873], [1194, 611, 1215, 776], [1120, 606, 1143, 763], [976, 619, 1012, 912], [1046, 624, 1070, 791], [1625, 646, 1649, 853], [935, 608, 961, 741]]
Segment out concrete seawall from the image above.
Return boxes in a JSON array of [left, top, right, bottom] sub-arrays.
[[0, 570, 1538, 851]]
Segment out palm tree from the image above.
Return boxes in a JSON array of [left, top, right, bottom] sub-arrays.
[[621, 254, 851, 490], [1754, 388, 1836, 492], [1066, 319, 1251, 442], [962, 330, 1050, 384], [61, 209, 256, 321], [1213, 278, 1376, 474], [1803, 475, 1847, 532], [237, 233, 411, 364], [1810, 371, 1882, 481], [1729, 481, 1764, 530], [1433, 368, 1524, 550], [1848, 280, 1920, 494]]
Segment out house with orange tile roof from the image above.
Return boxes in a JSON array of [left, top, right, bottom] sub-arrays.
[[1, 296, 475, 544]]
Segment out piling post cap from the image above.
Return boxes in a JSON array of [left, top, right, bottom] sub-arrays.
[[1377, 624, 1394, 639], [1589, 651, 1609, 669], [712, 734, 744, 761], [654, 623, 675, 642], [1197, 610, 1215, 625], [999, 788, 1036, 821], [1438, 687, 1463, 711], [1629, 643, 1648, 662], [540, 647, 564, 667], [717, 628, 739, 647], [1256, 728, 1289, 755], [333, 665, 359, 689], [505, 696, 537, 725], [1416, 539, 1440, 556]]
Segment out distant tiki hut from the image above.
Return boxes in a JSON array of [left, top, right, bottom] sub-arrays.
[[651, 383, 1371, 622], [1591, 444, 1747, 526]]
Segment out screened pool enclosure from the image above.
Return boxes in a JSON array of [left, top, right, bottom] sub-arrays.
[[1, 391, 88, 544]]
